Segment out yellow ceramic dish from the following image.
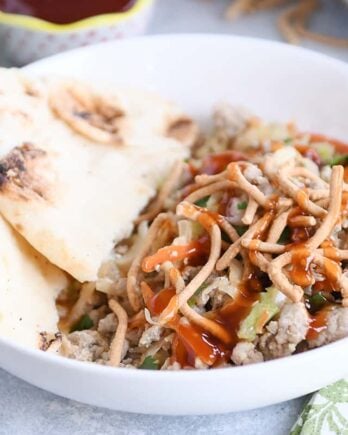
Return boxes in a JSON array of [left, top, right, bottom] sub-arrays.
[[0, 0, 155, 64]]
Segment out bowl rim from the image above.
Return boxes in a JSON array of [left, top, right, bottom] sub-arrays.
[[0, 0, 153, 33], [26, 32, 348, 75]]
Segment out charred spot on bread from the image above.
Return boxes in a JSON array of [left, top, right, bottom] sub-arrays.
[[0, 142, 49, 200], [166, 116, 199, 147], [50, 82, 125, 145], [39, 331, 62, 351]]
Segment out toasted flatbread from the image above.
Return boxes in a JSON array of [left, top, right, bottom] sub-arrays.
[[49, 80, 198, 147], [0, 69, 198, 282], [0, 214, 67, 348]]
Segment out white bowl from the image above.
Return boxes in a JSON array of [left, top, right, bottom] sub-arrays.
[[1, 35, 348, 415]]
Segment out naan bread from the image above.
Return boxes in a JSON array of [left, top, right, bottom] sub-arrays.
[[49, 80, 198, 147], [0, 214, 67, 348], [0, 69, 198, 282]]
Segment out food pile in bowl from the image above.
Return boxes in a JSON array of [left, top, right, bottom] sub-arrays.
[[0, 68, 348, 371]]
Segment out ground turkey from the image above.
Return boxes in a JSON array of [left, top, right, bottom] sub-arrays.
[[308, 307, 348, 348], [231, 342, 264, 365], [258, 302, 310, 359]]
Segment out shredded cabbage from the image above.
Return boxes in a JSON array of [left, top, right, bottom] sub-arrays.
[[237, 286, 279, 341]]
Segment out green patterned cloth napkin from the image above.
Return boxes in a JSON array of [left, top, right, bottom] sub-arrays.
[[291, 380, 348, 434]]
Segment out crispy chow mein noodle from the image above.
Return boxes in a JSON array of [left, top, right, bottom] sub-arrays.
[[226, 0, 348, 48], [57, 104, 348, 370], [183, 180, 237, 204], [61, 282, 96, 332], [165, 264, 231, 343], [135, 161, 184, 224], [108, 299, 128, 367], [216, 212, 274, 271], [127, 213, 175, 312], [242, 197, 258, 225], [266, 210, 290, 243]]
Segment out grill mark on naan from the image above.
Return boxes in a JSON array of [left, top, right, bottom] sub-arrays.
[[166, 116, 199, 147], [0, 142, 49, 201], [50, 82, 125, 145]]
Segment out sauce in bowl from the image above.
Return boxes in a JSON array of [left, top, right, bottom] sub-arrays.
[[0, 0, 136, 24]]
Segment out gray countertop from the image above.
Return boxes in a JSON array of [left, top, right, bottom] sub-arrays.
[[1, 0, 348, 433], [0, 368, 306, 435]]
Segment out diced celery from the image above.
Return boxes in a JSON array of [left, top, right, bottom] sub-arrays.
[[234, 225, 248, 237], [139, 355, 159, 370], [237, 201, 247, 210], [195, 196, 210, 208], [330, 154, 348, 167], [311, 142, 335, 164], [71, 314, 94, 332]]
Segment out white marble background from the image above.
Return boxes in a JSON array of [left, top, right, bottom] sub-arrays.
[[0, 1, 348, 433]]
